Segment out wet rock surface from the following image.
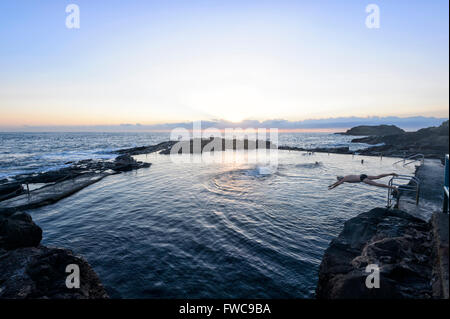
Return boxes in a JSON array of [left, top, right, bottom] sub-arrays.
[[0, 156, 151, 208], [114, 154, 151, 171], [116, 138, 274, 156], [0, 147, 152, 298], [159, 138, 273, 155], [0, 183, 24, 201], [0, 211, 42, 250], [115, 141, 177, 155], [11, 156, 150, 185], [116, 138, 274, 155], [316, 208, 434, 299], [279, 145, 352, 154]]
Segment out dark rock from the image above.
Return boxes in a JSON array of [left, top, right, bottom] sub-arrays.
[[14, 168, 81, 184], [114, 154, 136, 171], [277, 121, 447, 159], [115, 141, 177, 156], [10, 156, 150, 186], [312, 146, 350, 154], [316, 208, 433, 299], [354, 120, 449, 160], [279, 146, 351, 154], [278, 146, 306, 152], [0, 245, 108, 299], [0, 211, 107, 299], [0, 173, 115, 212], [0, 211, 42, 250], [338, 125, 405, 136], [158, 138, 274, 155], [113, 154, 151, 172], [0, 183, 24, 201], [431, 212, 449, 299], [3, 155, 152, 204]]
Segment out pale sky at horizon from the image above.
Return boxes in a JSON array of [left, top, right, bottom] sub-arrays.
[[0, 0, 448, 127]]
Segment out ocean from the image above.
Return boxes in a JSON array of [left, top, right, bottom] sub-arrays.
[[0, 132, 414, 298], [0, 132, 374, 180]]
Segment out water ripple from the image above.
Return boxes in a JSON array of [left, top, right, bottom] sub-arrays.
[[24, 149, 415, 298]]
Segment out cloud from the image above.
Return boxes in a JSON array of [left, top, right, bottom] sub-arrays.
[[1, 116, 447, 132]]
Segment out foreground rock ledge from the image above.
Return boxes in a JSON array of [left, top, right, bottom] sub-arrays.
[[0, 155, 150, 213], [0, 246, 108, 299], [0, 211, 108, 299], [316, 208, 434, 299]]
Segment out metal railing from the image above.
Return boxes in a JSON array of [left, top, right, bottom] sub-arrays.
[[387, 174, 420, 208], [393, 153, 425, 167], [444, 154, 449, 213]]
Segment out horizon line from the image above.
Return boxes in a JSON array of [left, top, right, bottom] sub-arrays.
[[0, 115, 448, 133]]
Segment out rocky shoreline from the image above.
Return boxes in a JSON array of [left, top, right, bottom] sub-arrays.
[[315, 208, 435, 298], [0, 122, 447, 299], [3, 119, 442, 202], [282, 120, 449, 160], [0, 154, 150, 211], [4, 119, 445, 210], [350, 120, 449, 160], [1, 138, 274, 210], [0, 154, 150, 299]]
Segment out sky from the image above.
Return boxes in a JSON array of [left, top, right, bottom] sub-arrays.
[[0, 0, 449, 130]]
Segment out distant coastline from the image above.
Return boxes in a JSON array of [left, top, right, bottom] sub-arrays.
[[1, 116, 447, 133]]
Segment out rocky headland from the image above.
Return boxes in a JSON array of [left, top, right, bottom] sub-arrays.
[[281, 120, 448, 160], [337, 124, 405, 136], [352, 120, 449, 160]]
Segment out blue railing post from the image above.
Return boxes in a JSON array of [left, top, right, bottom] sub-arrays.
[[444, 154, 449, 213]]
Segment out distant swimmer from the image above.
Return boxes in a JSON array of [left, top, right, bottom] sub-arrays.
[[328, 173, 398, 193], [296, 162, 322, 168]]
